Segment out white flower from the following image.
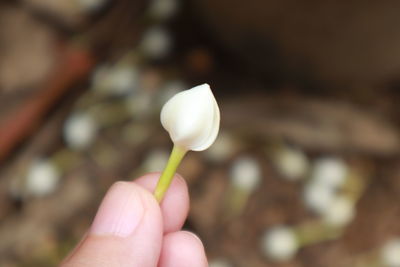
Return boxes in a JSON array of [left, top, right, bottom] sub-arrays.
[[261, 226, 299, 262], [311, 157, 348, 189], [230, 156, 261, 192], [140, 27, 172, 59], [382, 239, 400, 267], [323, 195, 355, 227], [273, 146, 309, 181], [92, 65, 138, 96], [64, 112, 98, 150], [303, 181, 336, 215], [160, 83, 220, 151], [26, 159, 60, 197]]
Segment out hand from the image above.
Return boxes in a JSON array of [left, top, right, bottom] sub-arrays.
[[61, 173, 208, 267]]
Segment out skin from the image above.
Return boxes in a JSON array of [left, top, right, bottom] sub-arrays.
[[61, 173, 208, 267]]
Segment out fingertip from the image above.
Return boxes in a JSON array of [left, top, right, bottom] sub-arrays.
[[134, 173, 190, 233], [134, 172, 187, 192], [159, 231, 208, 267]]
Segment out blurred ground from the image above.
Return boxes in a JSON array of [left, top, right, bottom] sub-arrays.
[[0, 1, 400, 267]]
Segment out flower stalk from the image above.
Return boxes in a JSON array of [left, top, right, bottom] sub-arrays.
[[154, 145, 187, 202]]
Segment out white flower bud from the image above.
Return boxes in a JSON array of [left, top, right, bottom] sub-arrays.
[[230, 156, 261, 192], [140, 27, 171, 59], [322, 195, 355, 227], [311, 157, 348, 189], [273, 146, 309, 181], [303, 181, 336, 215], [26, 159, 60, 197], [64, 112, 98, 150], [382, 239, 400, 267], [160, 84, 220, 151], [261, 226, 299, 262], [92, 65, 139, 96]]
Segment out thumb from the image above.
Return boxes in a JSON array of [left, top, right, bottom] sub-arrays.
[[62, 181, 163, 267]]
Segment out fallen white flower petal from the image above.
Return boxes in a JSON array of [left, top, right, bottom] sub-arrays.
[[262, 226, 299, 262], [274, 146, 309, 181], [26, 159, 60, 197], [382, 239, 400, 267], [303, 181, 336, 215], [231, 156, 261, 192], [160, 83, 220, 151], [311, 157, 348, 189], [323, 195, 355, 227], [140, 27, 171, 59], [64, 112, 98, 150], [92, 65, 139, 96]]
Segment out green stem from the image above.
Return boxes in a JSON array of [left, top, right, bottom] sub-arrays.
[[224, 186, 249, 219], [154, 145, 187, 202], [296, 220, 342, 246]]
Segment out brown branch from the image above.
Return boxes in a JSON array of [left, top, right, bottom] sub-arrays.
[[0, 44, 94, 163]]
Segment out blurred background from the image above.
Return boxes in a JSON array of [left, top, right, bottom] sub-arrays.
[[1, 0, 400, 266]]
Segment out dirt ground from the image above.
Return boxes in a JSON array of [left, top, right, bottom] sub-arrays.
[[1, 1, 400, 267]]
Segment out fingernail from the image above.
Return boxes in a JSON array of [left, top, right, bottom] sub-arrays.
[[90, 182, 144, 237]]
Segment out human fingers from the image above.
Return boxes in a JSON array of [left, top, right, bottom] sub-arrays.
[[62, 181, 163, 267], [158, 231, 208, 267], [134, 172, 189, 234]]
